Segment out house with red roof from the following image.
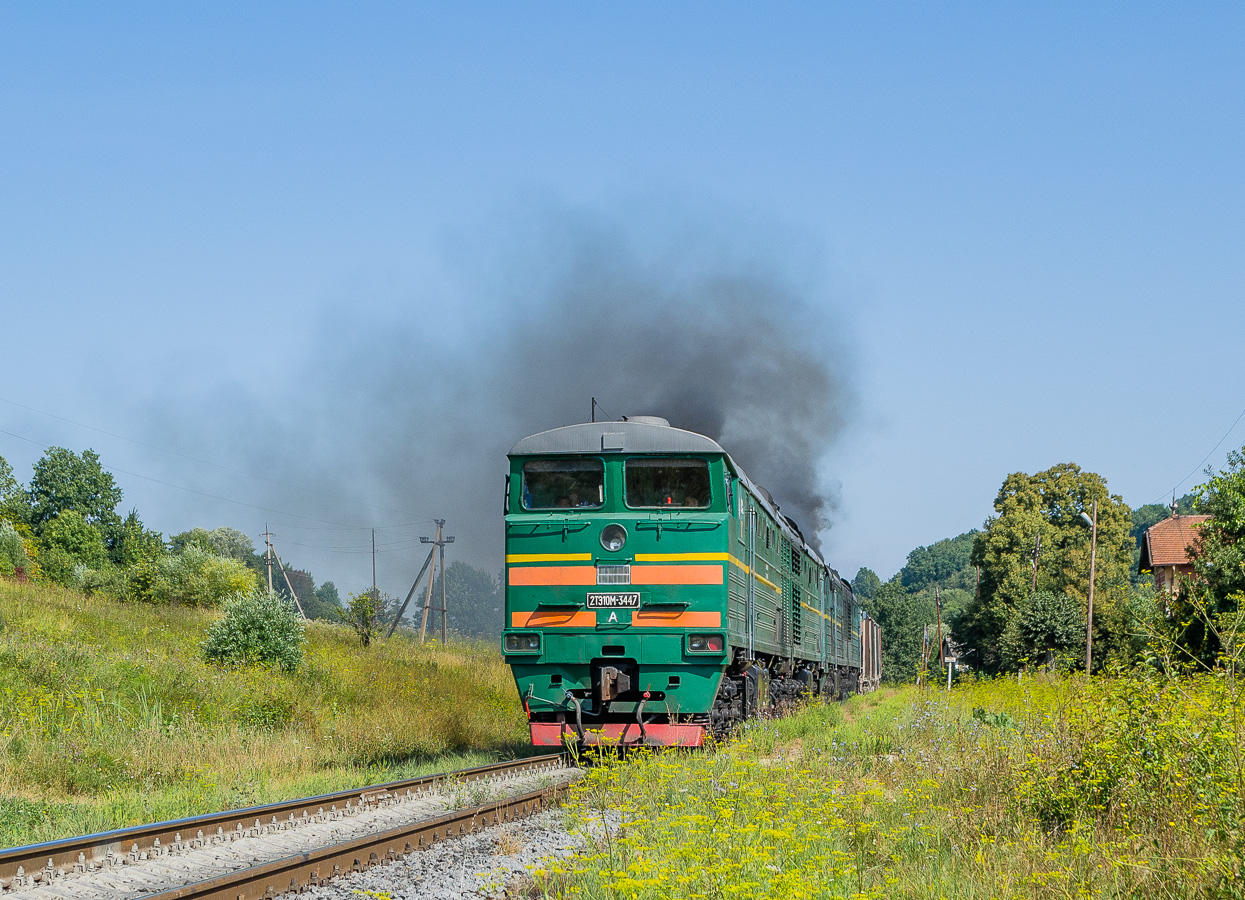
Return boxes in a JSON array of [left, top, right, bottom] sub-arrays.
[[1138, 512, 1210, 594]]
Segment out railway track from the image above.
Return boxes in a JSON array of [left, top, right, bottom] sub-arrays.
[[0, 754, 575, 900]]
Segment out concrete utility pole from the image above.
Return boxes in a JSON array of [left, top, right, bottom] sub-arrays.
[[273, 551, 308, 620], [418, 520, 455, 643], [263, 524, 274, 593], [1083, 501, 1099, 674], [262, 528, 306, 619], [439, 524, 448, 644], [418, 548, 437, 642], [388, 544, 438, 638], [371, 528, 377, 595]]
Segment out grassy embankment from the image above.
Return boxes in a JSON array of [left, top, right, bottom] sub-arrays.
[[544, 675, 1245, 899], [0, 580, 528, 847]]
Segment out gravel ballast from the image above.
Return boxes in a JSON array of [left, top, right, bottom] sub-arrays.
[[300, 808, 603, 900], [4, 767, 579, 900]]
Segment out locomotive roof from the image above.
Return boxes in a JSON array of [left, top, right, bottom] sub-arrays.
[[508, 419, 858, 591], [509, 420, 727, 457]]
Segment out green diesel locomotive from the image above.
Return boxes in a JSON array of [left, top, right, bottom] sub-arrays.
[[502, 416, 881, 747]]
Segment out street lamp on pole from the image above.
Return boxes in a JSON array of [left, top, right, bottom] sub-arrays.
[[1079, 501, 1098, 674]]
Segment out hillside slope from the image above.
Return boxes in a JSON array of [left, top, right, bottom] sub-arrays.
[[0, 581, 527, 847]]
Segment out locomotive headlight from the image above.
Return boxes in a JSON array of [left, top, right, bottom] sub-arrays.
[[600, 523, 627, 553], [504, 633, 541, 653], [687, 633, 726, 654]]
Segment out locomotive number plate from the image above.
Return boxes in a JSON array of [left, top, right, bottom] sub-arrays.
[[586, 592, 641, 609]]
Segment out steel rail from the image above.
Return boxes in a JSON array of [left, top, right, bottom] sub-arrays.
[[137, 785, 559, 900], [0, 753, 566, 889]]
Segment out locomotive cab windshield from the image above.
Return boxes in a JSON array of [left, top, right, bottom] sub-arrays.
[[624, 457, 711, 509], [521, 458, 604, 509]]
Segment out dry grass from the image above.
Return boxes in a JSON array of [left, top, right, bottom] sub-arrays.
[[0, 579, 528, 846], [496, 825, 526, 855]]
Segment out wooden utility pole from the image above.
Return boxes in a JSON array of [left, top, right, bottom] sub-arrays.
[[917, 624, 929, 687], [1030, 532, 1041, 595], [1085, 500, 1098, 674], [263, 524, 274, 593]]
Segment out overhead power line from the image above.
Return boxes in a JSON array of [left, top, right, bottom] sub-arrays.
[[1152, 402, 1245, 505], [237, 520, 428, 534], [0, 395, 429, 521], [0, 425, 419, 531], [278, 539, 432, 556]]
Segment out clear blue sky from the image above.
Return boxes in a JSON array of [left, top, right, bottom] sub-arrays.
[[3, 4, 1243, 595]]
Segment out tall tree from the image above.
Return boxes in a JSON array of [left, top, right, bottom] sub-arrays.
[[431, 561, 503, 638], [27, 448, 123, 537], [169, 528, 214, 553], [0, 456, 27, 526], [964, 463, 1132, 673], [899, 531, 980, 594], [999, 590, 1085, 670], [861, 581, 936, 683], [310, 581, 342, 619], [39, 509, 108, 583], [277, 565, 316, 611], [206, 527, 258, 563], [0, 455, 19, 506], [110, 509, 165, 567], [851, 567, 882, 601]]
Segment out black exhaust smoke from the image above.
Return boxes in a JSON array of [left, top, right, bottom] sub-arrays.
[[158, 210, 854, 582]]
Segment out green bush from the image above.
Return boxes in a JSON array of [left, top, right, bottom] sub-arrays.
[[80, 564, 130, 601], [0, 521, 30, 577], [36, 546, 80, 586], [201, 590, 305, 672], [134, 545, 258, 606], [38, 510, 107, 585], [338, 589, 386, 647], [1000, 590, 1084, 670]]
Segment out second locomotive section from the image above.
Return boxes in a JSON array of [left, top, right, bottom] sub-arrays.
[[502, 417, 879, 747]]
